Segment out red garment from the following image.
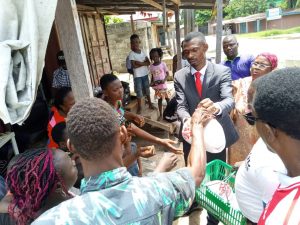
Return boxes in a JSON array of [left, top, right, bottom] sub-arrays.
[[258, 180, 300, 225], [47, 106, 65, 148], [258, 53, 278, 70], [194, 71, 202, 97]]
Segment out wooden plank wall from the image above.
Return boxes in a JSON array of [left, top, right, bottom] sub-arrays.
[[78, 12, 112, 87]]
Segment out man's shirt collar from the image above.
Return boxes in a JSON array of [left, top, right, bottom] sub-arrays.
[[224, 54, 240, 62], [191, 61, 208, 76]]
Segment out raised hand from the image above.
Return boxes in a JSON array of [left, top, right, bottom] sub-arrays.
[[197, 98, 219, 115], [191, 108, 212, 129], [160, 139, 183, 154], [133, 115, 145, 127], [154, 153, 179, 172], [138, 145, 156, 158]]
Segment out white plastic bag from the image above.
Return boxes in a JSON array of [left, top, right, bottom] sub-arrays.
[[182, 118, 226, 153]]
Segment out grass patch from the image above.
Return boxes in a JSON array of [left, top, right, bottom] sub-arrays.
[[238, 26, 300, 38]]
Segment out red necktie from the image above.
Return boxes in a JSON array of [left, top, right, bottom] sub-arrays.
[[194, 71, 202, 97]]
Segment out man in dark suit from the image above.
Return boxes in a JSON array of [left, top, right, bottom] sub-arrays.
[[174, 32, 239, 224]]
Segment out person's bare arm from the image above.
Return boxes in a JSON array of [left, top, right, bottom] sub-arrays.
[[124, 111, 145, 127], [130, 123, 182, 154], [123, 145, 155, 167], [131, 60, 148, 68], [137, 157, 142, 176], [187, 109, 211, 186], [144, 57, 150, 66]]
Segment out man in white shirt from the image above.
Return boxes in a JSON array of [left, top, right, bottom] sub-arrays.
[[235, 138, 287, 223], [245, 68, 300, 225]]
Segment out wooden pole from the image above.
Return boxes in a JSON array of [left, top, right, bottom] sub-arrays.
[[215, 0, 223, 63], [191, 9, 195, 31], [184, 9, 188, 36], [130, 14, 135, 33], [55, 0, 93, 99], [166, 12, 172, 52], [175, 5, 182, 71], [163, 0, 167, 30], [172, 30, 177, 54]]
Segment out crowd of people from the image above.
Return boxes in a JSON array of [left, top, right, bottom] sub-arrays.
[[0, 31, 299, 225]]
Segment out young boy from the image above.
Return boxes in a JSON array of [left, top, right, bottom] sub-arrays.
[[32, 97, 208, 224], [128, 34, 154, 113], [52, 122, 68, 151]]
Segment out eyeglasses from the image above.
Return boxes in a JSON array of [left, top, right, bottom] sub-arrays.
[[252, 62, 272, 70], [243, 112, 275, 127]]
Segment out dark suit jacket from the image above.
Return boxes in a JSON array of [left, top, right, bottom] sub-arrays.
[[174, 61, 238, 148]]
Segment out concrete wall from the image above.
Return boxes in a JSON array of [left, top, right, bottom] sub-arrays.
[[267, 14, 300, 29], [106, 21, 155, 73], [250, 14, 300, 32], [212, 13, 300, 35], [248, 21, 255, 33], [261, 19, 267, 31]]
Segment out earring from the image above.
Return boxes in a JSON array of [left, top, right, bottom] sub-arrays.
[[55, 183, 67, 197]]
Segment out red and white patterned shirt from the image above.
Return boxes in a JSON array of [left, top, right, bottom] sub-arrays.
[[258, 174, 300, 225]]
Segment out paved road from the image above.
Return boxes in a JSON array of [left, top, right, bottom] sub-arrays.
[[205, 33, 300, 68]]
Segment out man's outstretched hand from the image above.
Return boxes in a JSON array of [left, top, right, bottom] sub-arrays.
[[160, 139, 183, 154], [154, 153, 179, 173], [137, 146, 156, 158]]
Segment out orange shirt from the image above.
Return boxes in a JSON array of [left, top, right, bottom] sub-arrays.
[[47, 106, 65, 148]]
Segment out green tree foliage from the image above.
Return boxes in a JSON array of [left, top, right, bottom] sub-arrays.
[[224, 0, 268, 19], [224, 0, 282, 19], [195, 10, 213, 26], [287, 0, 300, 8], [104, 16, 124, 25]]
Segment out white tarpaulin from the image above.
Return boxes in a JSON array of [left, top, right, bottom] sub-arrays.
[[0, 0, 57, 125]]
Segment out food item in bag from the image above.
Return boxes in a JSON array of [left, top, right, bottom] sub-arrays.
[[182, 118, 226, 153]]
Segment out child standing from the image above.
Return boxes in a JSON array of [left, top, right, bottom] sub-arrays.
[[128, 34, 154, 114], [149, 48, 171, 119]]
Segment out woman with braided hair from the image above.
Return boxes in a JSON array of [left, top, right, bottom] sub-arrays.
[[0, 148, 78, 225]]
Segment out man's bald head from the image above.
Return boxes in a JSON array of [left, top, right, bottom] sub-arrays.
[[223, 35, 237, 44], [223, 35, 239, 60]]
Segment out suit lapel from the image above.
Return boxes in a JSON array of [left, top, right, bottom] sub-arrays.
[[202, 61, 214, 98], [186, 66, 201, 102]]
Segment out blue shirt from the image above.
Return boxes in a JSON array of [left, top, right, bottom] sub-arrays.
[[222, 54, 255, 81], [32, 167, 195, 225]]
